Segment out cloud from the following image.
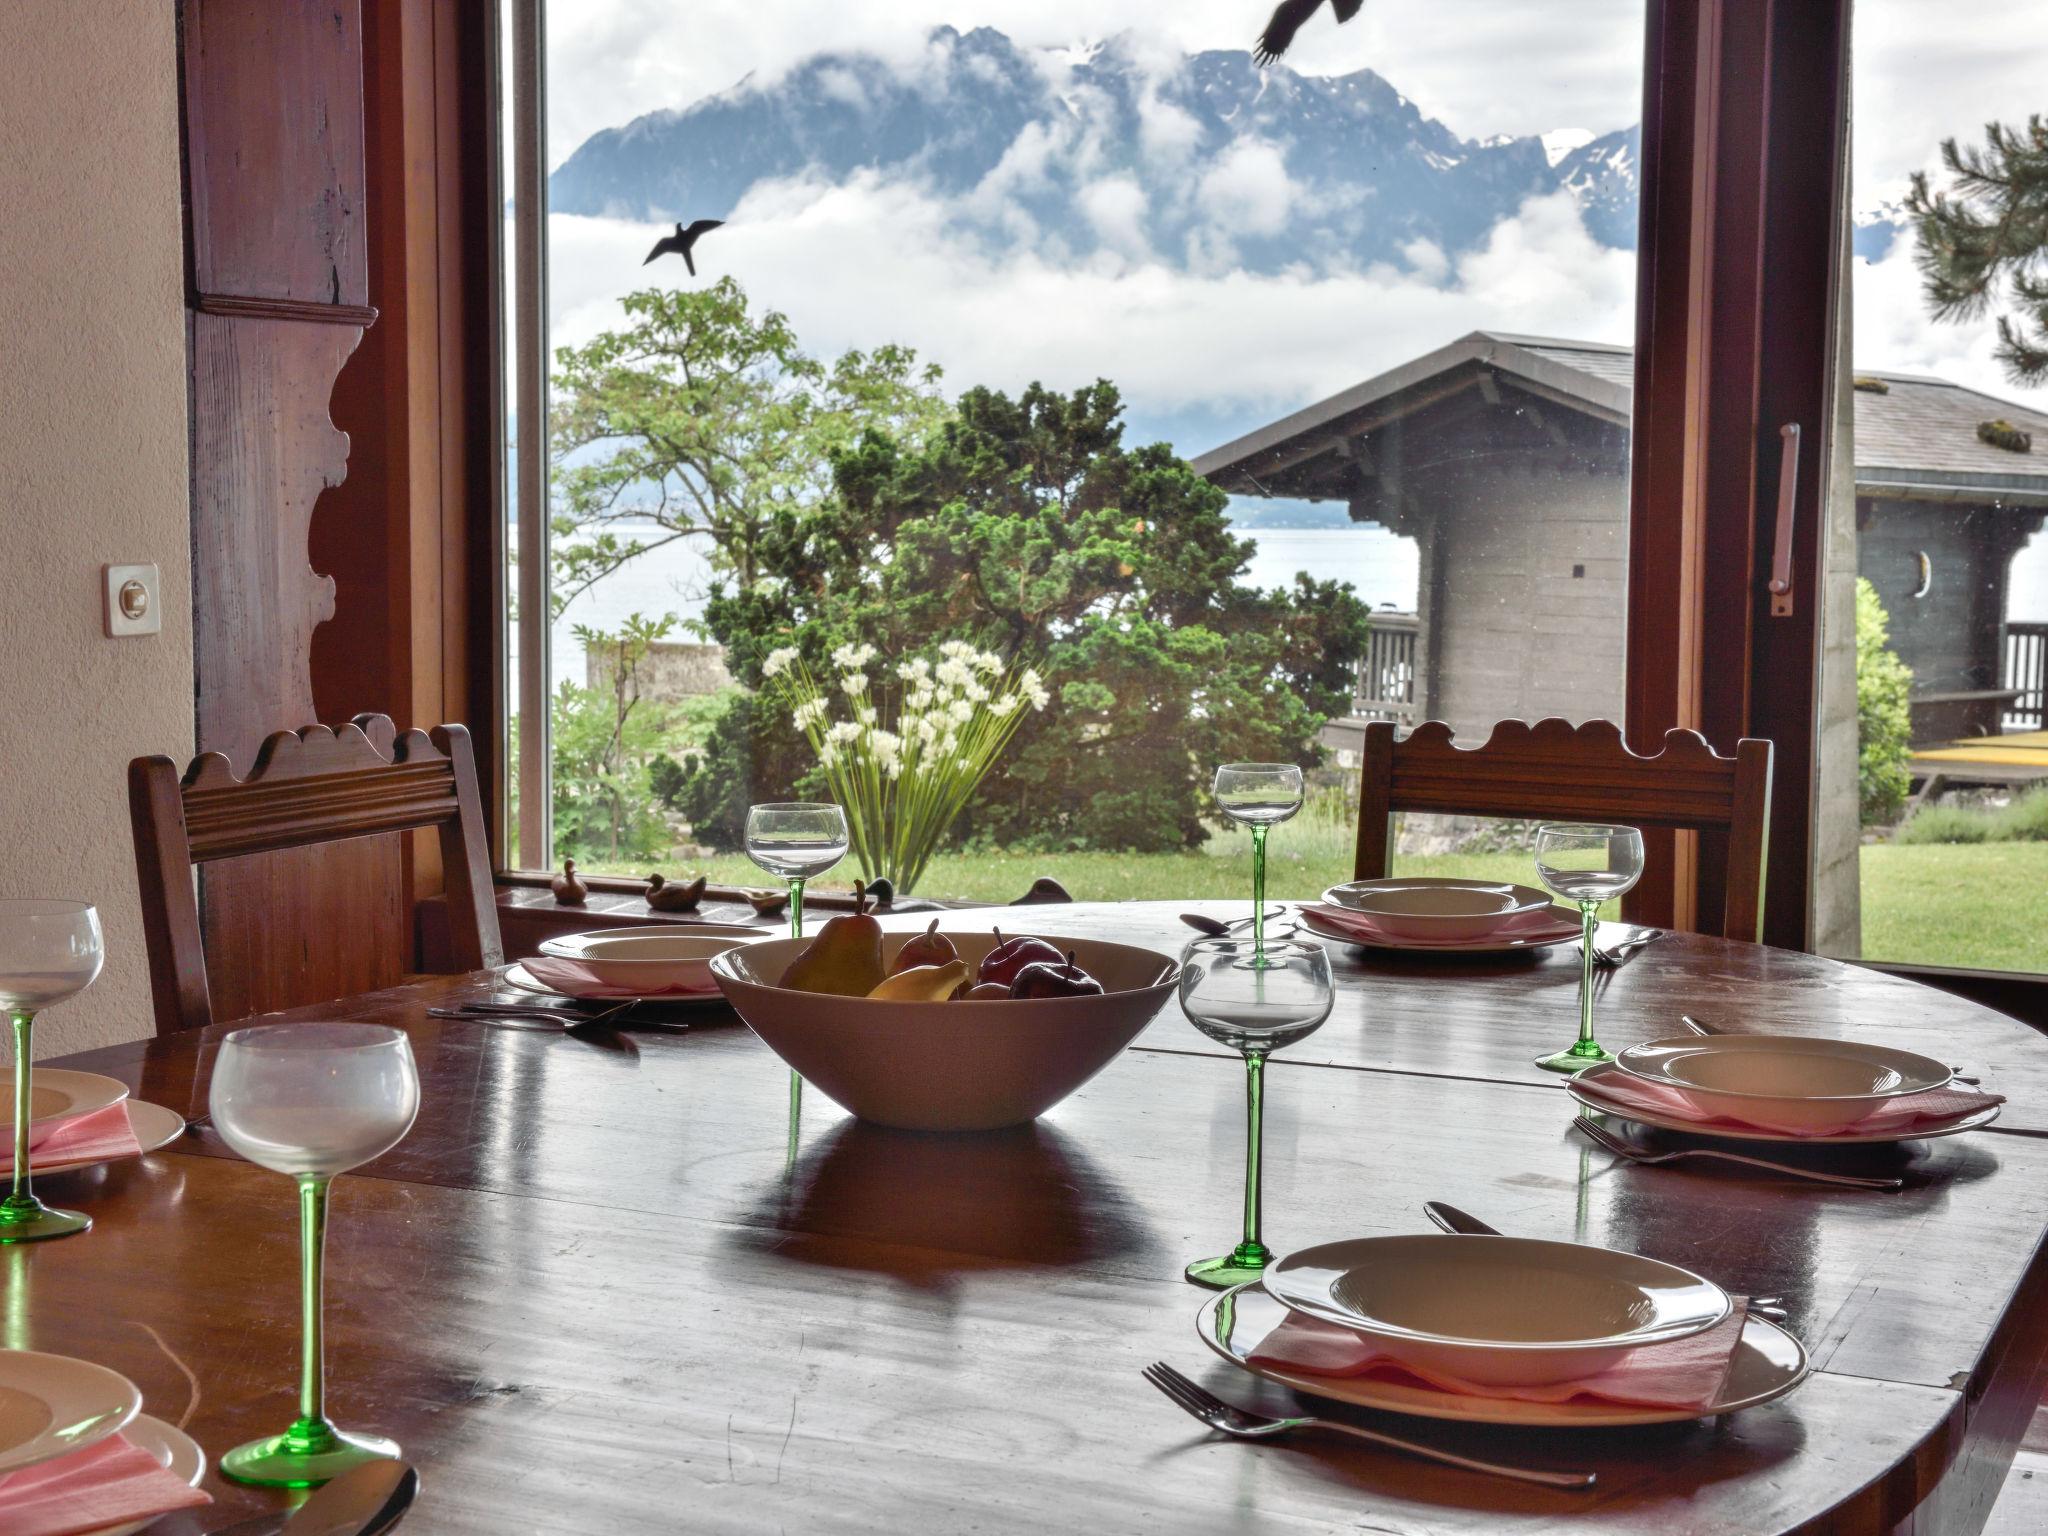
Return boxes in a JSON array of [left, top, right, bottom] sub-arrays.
[[1853, 240, 2048, 414], [1197, 139, 1297, 241], [1078, 175, 1152, 260]]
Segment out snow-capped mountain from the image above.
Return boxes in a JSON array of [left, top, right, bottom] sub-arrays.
[[548, 26, 1644, 273]]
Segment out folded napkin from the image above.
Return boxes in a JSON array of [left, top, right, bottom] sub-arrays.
[[1249, 1300, 1748, 1410], [521, 955, 720, 1000], [0, 1434, 209, 1536], [0, 1103, 141, 1173], [1574, 1066, 2004, 1139], [1301, 904, 1578, 948]]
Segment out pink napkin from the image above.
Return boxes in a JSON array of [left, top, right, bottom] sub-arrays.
[[0, 1434, 210, 1536], [1249, 1300, 1748, 1410], [1300, 904, 1579, 948], [0, 1104, 141, 1173], [521, 955, 720, 999], [1573, 1066, 2004, 1138]]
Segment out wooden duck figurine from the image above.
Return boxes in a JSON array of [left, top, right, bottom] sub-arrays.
[[743, 887, 790, 918], [645, 872, 707, 913], [551, 859, 588, 906]]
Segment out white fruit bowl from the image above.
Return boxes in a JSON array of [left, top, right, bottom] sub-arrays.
[[712, 931, 1178, 1132]]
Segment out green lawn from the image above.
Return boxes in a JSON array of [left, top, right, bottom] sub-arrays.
[[586, 828, 2048, 973]]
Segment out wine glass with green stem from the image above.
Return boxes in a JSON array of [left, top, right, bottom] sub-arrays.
[[1214, 764, 1304, 968], [1180, 937, 1334, 1289], [1531, 822, 1645, 1072], [210, 1022, 420, 1486], [0, 900, 104, 1243], [745, 802, 850, 1123]]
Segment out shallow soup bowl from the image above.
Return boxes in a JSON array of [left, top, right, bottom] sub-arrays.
[[540, 931, 753, 992], [1264, 1234, 1731, 1387], [1320, 878, 1555, 942], [1615, 1036, 1952, 1132], [712, 932, 1179, 1132]]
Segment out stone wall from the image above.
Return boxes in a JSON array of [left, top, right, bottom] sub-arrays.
[[587, 641, 734, 701]]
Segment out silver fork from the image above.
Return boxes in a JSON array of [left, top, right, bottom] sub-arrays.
[[1573, 1114, 1903, 1190], [1141, 1361, 1595, 1489], [1589, 927, 1663, 968]]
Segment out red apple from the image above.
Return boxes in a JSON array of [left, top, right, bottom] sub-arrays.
[[964, 981, 1011, 1000], [890, 918, 959, 976], [1010, 950, 1105, 999], [978, 928, 1067, 988]]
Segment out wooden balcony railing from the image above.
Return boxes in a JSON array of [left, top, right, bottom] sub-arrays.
[[2008, 621, 2048, 729], [1354, 611, 1419, 724]]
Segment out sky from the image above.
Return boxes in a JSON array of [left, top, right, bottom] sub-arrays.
[[534, 0, 2048, 455]]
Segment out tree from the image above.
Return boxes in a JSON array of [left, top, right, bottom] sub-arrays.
[[675, 379, 1374, 852], [547, 279, 951, 615], [1855, 579, 1914, 826], [1908, 116, 2048, 385], [551, 614, 680, 862]]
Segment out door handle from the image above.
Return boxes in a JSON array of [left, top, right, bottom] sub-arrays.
[[1768, 422, 1800, 617]]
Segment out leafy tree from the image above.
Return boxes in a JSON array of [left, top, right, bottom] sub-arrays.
[[1908, 116, 2048, 384], [547, 279, 950, 615], [675, 380, 1374, 852], [1855, 579, 1914, 826], [551, 615, 680, 862]]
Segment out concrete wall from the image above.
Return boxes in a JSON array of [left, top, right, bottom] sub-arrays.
[[1860, 496, 2037, 705], [0, 6, 192, 1054], [1418, 463, 1629, 740]]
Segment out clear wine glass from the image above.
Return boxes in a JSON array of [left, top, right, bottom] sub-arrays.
[[1179, 937, 1334, 1290], [0, 900, 104, 1244], [1531, 823, 1645, 1072], [745, 802, 849, 1127], [210, 1022, 420, 1487], [1213, 764, 1305, 967], [744, 802, 850, 941]]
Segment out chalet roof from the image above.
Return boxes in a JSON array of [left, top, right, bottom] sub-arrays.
[[1193, 331, 2048, 506]]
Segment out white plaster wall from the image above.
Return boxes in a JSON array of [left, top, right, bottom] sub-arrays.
[[0, 4, 193, 1054]]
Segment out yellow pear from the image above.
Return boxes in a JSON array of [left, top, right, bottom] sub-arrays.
[[779, 881, 886, 996], [865, 958, 970, 1003]]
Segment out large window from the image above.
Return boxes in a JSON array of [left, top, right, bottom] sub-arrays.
[[505, 3, 1659, 903], [1815, 1, 2048, 974]]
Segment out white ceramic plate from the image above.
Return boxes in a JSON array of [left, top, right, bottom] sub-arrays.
[[1320, 879, 1554, 941], [31, 1102, 185, 1178], [525, 932, 750, 993], [1262, 1235, 1729, 1386], [0, 1070, 129, 1133], [1298, 904, 1581, 955], [538, 923, 766, 958], [1568, 1061, 2000, 1144], [0, 1351, 143, 1476], [502, 961, 728, 1007], [88, 1413, 206, 1536], [1614, 1036, 1953, 1133], [1197, 1284, 1809, 1427]]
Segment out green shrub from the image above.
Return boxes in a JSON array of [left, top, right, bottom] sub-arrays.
[[1997, 788, 2048, 841], [1893, 801, 1996, 844], [1855, 578, 1915, 824]]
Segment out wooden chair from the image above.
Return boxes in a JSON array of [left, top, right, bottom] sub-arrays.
[[1352, 718, 1775, 941], [129, 714, 502, 1034]]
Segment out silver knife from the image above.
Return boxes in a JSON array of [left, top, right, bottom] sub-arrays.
[[208, 1463, 418, 1536]]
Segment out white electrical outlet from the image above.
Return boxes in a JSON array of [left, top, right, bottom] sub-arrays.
[[103, 563, 162, 638]]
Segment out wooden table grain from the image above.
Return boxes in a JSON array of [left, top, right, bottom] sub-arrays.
[[32, 902, 2048, 1534]]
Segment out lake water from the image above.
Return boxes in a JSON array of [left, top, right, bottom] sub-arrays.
[[543, 521, 2048, 684]]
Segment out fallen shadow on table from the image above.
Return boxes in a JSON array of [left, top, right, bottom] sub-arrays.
[[728, 1117, 1161, 1287]]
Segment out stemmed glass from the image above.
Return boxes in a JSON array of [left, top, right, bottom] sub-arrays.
[[745, 802, 850, 1126], [1214, 764, 1304, 967], [1179, 937, 1334, 1289], [210, 1023, 420, 1486], [1531, 823, 1645, 1072], [0, 900, 104, 1243]]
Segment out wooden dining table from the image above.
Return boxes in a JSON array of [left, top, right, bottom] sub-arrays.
[[23, 900, 2048, 1534]]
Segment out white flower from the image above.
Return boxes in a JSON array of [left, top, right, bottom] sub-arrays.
[[973, 649, 1002, 674], [1021, 668, 1051, 710], [896, 657, 932, 683], [907, 686, 934, 712], [948, 698, 974, 724], [826, 721, 862, 746], [819, 743, 840, 769], [857, 705, 877, 727], [840, 672, 868, 698], [963, 679, 989, 703], [830, 642, 857, 669], [792, 698, 828, 730], [935, 658, 972, 689], [991, 694, 1023, 717], [939, 639, 972, 660], [762, 647, 798, 679], [916, 716, 939, 743]]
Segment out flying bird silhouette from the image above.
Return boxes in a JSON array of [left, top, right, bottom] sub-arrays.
[[1254, 0, 1365, 66], [642, 218, 725, 275]]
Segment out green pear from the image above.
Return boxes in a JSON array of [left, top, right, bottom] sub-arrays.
[[779, 880, 886, 997]]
